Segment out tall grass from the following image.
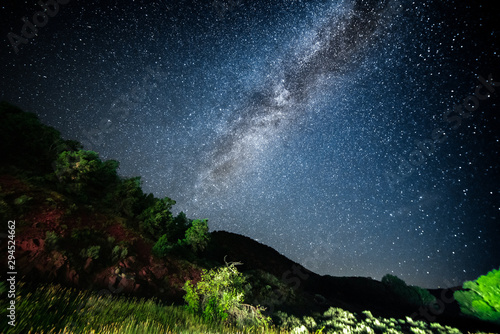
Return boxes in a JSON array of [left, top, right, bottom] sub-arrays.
[[0, 282, 284, 334], [0, 282, 489, 334]]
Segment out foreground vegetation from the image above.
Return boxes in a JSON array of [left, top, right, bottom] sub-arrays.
[[454, 268, 500, 325], [0, 281, 490, 334]]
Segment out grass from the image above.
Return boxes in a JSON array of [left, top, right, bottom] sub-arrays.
[[0, 282, 494, 334], [0, 282, 284, 334]]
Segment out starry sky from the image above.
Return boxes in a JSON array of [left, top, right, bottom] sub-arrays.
[[1, 0, 499, 288]]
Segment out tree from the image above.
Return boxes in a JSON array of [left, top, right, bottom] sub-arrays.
[[107, 176, 146, 218], [152, 234, 172, 258], [54, 150, 119, 200], [382, 274, 435, 307], [138, 197, 176, 240], [171, 211, 190, 241], [185, 219, 210, 252], [454, 268, 500, 324]]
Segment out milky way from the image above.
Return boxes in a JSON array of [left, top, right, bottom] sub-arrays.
[[196, 0, 399, 196], [0, 0, 498, 288]]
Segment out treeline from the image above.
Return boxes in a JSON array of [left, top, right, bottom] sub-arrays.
[[0, 101, 208, 254]]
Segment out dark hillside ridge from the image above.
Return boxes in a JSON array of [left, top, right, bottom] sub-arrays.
[[208, 231, 500, 333]]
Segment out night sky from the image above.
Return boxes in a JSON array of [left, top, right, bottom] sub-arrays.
[[1, 0, 499, 288]]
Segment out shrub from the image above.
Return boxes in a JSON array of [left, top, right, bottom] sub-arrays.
[[112, 244, 129, 263], [14, 195, 33, 206], [273, 311, 301, 329], [183, 262, 269, 328], [80, 245, 101, 260], [44, 231, 61, 251], [454, 268, 500, 324], [152, 234, 174, 258]]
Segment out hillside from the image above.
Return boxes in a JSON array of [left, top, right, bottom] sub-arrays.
[[1, 101, 498, 333]]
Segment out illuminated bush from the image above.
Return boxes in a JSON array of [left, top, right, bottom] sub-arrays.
[[454, 268, 500, 324], [183, 262, 269, 328]]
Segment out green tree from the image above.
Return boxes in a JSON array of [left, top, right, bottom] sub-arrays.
[[185, 219, 210, 252], [107, 176, 146, 218], [454, 268, 500, 324], [138, 197, 176, 240], [171, 211, 190, 241], [54, 150, 119, 199], [152, 234, 173, 258], [382, 274, 435, 307], [183, 262, 269, 328]]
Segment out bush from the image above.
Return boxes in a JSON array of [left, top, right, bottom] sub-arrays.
[[454, 268, 500, 324], [382, 274, 435, 307], [80, 245, 101, 260], [112, 244, 129, 263], [152, 234, 174, 258], [14, 195, 33, 206], [183, 262, 270, 328], [44, 231, 61, 251], [184, 219, 210, 252], [273, 311, 302, 329]]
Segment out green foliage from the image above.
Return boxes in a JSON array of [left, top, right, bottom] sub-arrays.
[[138, 197, 177, 240], [172, 211, 190, 241], [112, 244, 129, 263], [183, 262, 270, 328], [46, 228, 130, 269], [274, 311, 303, 329], [382, 274, 436, 307], [454, 268, 500, 324], [44, 231, 61, 251], [0, 281, 472, 334], [152, 234, 174, 258], [185, 219, 210, 252], [54, 150, 119, 200], [1, 282, 280, 334], [80, 245, 101, 260], [13, 194, 33, 216], [106, 176, 147, 219], [14, 194, 33, 206], [274, 306, 468, 334]]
